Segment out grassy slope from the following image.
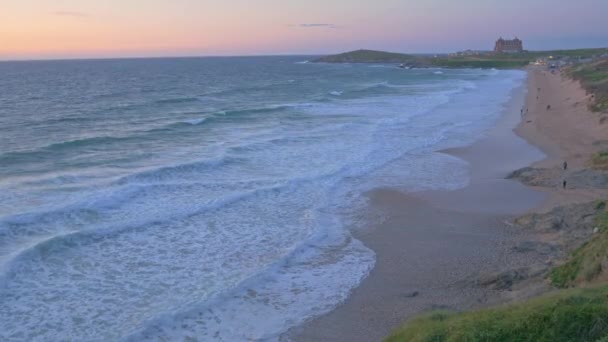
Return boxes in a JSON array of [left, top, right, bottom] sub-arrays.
[[386, 285, 608, 342], [389, 200, 608, 341], [567, 59, 608, 112], [550, 202, 608, 288]]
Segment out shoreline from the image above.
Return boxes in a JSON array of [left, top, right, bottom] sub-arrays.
[[288, 69, 555, 341]]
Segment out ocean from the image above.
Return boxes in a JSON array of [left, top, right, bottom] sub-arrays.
[[0, 56, 525, 341]]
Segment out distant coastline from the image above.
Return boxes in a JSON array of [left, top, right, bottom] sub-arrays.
[[313, 48, 608, 69]]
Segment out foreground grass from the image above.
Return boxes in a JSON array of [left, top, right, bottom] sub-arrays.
[[387, 285, 608, 342], [550, 201, 608, 288], [389, 201, 608, 341]]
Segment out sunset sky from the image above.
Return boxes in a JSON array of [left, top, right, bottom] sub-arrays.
[[2, 0, 608, 60]]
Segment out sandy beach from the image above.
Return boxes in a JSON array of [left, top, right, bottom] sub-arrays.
[[287, 67, 607, 341]]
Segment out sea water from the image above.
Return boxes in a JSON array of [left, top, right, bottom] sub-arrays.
[[0, 57, 525, 341]]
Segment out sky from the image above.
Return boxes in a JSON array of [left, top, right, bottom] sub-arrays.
[[1, 0, 608, 60]]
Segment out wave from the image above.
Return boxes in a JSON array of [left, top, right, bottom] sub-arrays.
[[117, 154, 234, 184], [0, 135, 135, 165], [0, 103, 296, 167], [180, 117, 207, 125], [0, 180, 282, 273], [154, 97, 200, 105], [123, 229, 374, 341]]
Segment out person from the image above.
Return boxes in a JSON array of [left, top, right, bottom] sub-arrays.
[[547, 104, 551, 110], [563, 161, 568, 170], [563, 180, 567, 189]]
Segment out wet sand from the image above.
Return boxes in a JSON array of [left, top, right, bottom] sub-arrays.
[[287, 74, 551, 341]]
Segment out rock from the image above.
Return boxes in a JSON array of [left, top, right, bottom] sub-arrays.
[[506, 167, 557, 187], [507, 166, 608, 189], [402, 291, 419, 298], [594, 227, 600, 234], [511, 241, 558, 256], [478, 269, 528, 291]]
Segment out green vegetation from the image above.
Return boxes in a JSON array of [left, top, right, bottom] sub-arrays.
[[315, 47, 608, 70], [567, 59, 608, 112], [313, 49, 417, 64], [388, 200, 608, 341], [526, 48, 608, 59], [386, 285, 608, 342], [550, 203, 608, 288], [590, 151, 608, 170], [428, 56, 529, 69]]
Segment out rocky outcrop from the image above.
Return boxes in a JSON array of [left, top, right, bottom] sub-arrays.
[[507, 167, 608, 189]]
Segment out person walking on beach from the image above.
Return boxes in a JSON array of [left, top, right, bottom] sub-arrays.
[[563, 179, 567, 189], [563, 161, 568, 170]]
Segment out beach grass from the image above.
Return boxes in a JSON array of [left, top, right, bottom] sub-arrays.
[[550, 202, 608, 288], [386, 285, 608, 342], [590, 151, 608, 170], [567, 59, 608, 112]]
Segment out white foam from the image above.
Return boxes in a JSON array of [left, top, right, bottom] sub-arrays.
[[0, 67, 528, 341], [182, 117, 206, 125]]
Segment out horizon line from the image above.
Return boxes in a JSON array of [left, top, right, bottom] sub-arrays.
[[1, 46, 607, 63]]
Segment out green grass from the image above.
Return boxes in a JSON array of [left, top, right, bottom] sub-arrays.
[[567, 59, 608, 112], [550, 205, 608, 288], [388, 200, 608, 341], [313, 49, 416, 63], [590, 151, 608, 170], [527, 48, 608, 59], [429, 58, 530, 69], [316, 48, 608, 71], [386, 285, 608, 342]]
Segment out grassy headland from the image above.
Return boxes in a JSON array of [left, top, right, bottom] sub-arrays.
[[313, 48, 608, 70], [313, 49, 418, 64]]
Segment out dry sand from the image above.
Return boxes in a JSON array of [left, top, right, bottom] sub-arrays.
[[515, 67, 608, 209], [286, 67, 606, 342]]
